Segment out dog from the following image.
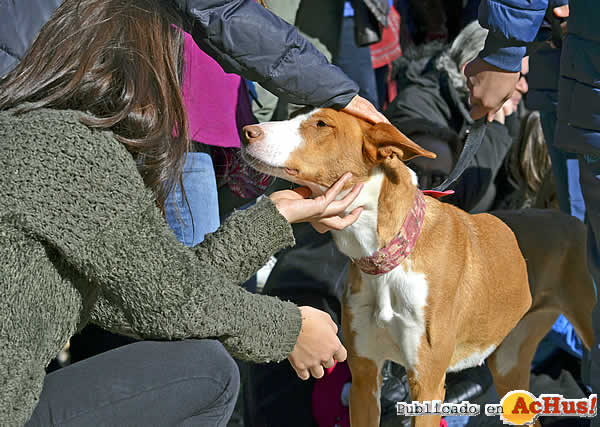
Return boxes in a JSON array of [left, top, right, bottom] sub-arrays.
[[241, 108, 595, 427]]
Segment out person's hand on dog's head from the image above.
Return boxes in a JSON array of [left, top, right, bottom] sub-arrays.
[[342, 95, 389, 125]]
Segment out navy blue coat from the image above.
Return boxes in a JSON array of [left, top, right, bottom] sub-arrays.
[[555, 0, 600, 154], [526, 0, 568, 113], [1, 0, 358, 109]]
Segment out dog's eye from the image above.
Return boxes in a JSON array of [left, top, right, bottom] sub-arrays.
[[316, 120, 328, 128]]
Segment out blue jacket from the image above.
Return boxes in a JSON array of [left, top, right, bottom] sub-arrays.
[[479, 0, 600, 153], [478, 0, 549, 72], [1, 0, 359, 109]]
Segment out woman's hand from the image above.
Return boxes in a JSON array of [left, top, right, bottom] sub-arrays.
[[270, 172, 364, 233], [288, 306, 347, 380], [342, 95, 390, 124]]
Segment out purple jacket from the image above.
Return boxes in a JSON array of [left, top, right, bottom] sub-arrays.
[[182, 32, 255, 148]]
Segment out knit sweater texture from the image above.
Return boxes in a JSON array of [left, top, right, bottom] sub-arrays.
[[0, 108, 301, 425]]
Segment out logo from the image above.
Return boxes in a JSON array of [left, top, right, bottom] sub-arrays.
[[484, 390, 597, 425]]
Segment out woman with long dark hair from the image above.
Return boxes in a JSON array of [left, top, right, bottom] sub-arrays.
[[0, 0, 366, 425]]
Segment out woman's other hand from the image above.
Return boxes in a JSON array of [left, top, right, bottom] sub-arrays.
[[288, 306, 347, 380], [270, 172, 364, 233], [342, 95, 390, 124]]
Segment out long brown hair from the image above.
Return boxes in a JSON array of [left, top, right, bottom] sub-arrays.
[[0, 0, 190, 209], [509, 111, 552, 196], [502, 111, 556, 209]]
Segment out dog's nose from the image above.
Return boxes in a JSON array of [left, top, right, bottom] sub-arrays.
[[243, 125, 263, 145]]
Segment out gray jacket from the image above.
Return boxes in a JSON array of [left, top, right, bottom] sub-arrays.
[[0, 0, 359, 109]]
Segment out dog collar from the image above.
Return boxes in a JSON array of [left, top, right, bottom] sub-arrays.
[[353, 190, 426, 275]]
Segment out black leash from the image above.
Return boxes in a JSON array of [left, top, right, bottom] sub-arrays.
[[431, 117, 488, 192]]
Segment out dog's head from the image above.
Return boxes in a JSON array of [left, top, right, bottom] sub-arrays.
[[241, 108, 436, 193]]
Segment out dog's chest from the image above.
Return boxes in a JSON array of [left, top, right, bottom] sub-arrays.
[[345, 264, 429, 369]]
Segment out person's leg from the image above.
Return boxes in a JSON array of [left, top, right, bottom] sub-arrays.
[[540, 111, 586, 222], [374, 65, 389, 110], [165, 151, 220, 247], [532, 112, 586, 368], [333, 16, 380, 109], [577, 155, 600, 401], [279, 0, 345, 119], [250, 0, 303, 122], [244, 224, 347, 427], [251, 0, 344, 121], [295, 0, 344, 63], [27, 340, 240, 427]]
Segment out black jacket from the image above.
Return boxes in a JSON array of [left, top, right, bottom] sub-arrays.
[[1, 0, 359, 109], [351, 0, 390, 46], [385, 51, 516, 212]]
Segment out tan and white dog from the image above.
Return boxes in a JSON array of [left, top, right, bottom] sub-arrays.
[[241, 108, 595, 427]]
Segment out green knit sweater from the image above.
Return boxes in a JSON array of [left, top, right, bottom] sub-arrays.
[[0, 108, 302, 425]]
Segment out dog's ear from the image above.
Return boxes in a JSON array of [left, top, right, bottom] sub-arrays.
[[363, 122, 437, 163]]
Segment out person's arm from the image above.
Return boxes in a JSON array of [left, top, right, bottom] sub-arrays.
[[85, 197, 304, 362], [477, 0, 548, 72], [465, 0, 548, 120], [174, 0, 388, 123], [5, 109, 303, 362], [174, 0, 358, 109]]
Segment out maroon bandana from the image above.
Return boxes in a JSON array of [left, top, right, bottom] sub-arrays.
[[352, 190, 426, 275]]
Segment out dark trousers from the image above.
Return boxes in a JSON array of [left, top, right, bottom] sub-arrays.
[[577, 155, 600, 410], [27, 340, 240, 427], [334, 17, 380, 110], [244, 224, 348, 427]]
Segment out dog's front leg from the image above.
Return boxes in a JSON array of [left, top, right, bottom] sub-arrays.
[[406, 367, 446, 427], [347, 353, 383, 427], [342, 297, 383, 427], [404, 337, 459, 427]]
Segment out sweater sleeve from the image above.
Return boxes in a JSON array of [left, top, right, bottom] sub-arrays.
[[3, 110, 302, 363], [478, 0, 548, 72], [87, 197, 301, 362], [173, 0, 358, 108]]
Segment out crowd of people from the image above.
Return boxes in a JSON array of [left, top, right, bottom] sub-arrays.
[[0, 0, 598, 426]]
